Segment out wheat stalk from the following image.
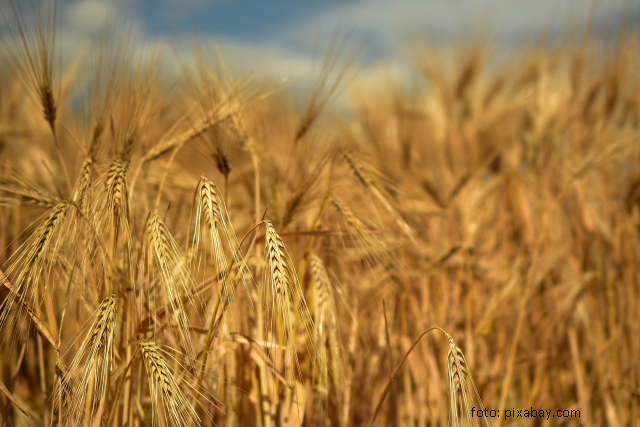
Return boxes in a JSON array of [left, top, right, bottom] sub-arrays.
[[52, 353, 72, 422], [369, 327, 489, 427]]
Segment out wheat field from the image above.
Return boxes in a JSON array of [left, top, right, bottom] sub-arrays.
[[0, 2, 639, 426]]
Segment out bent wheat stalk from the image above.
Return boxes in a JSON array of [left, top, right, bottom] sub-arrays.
[[193, 218, 265, 404], [368, 326, 489, 427]]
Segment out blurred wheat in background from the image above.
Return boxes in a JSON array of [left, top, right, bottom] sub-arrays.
[[0, 0, 639, 426]]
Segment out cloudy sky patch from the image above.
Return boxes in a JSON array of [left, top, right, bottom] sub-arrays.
[[1, 0, 637, 80]]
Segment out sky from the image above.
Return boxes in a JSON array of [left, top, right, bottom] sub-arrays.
[[2, 0, 639, 81]]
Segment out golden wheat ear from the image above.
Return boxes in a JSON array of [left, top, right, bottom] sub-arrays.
[[309, 254, 344, 370], [139, 340, 200, 427], [446, 333, 491, 427], [0, 0, 59, 133], [309, 254, 345, 415], [72, 156, 93, 212], [0, 162, 60, 208], [56, 294, 117, 427], [340, 149, 415, 240], [192, 175, 249, 310], [146, 210, 197, 358], [90, 158, 133, 295], [294, 34, 358, 143], [0, 200, 71, 332], [99, 158, 129, 235], [329, 196, 390, 266], [263, 220, 317, 386], [309, 254, 329, 401]]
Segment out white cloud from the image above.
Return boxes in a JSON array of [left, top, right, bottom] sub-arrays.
[[3, 0, 633, 91], [272, 0, 631, 51], [65, 0, 120, 32]]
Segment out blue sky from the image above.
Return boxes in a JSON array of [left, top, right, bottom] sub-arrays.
[[66, 1, 637, 60], [2, 0, 638, 79], [128, 0, 634, 39]]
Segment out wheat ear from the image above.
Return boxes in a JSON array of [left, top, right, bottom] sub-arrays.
[[72, 156, 93, 211], [0, 201, 70, 332], [57, 294, 117, 427], [264, 220, 316, 385], [340, 150, 415, 240], [147, 210, 196, 358], [309, 255, 342, 366], [309, 254, 345, 416], [0, 164, 59, 207], [140, 340, 200, 427], [102, 158, 129, 231], [329, 197, 387, 264], [446, 333, 490, 427], [192, 175, 248, 310]]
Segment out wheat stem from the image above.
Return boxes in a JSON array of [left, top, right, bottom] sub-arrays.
[[193, 219, 265, 403], [106, 345, 140, 427]]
